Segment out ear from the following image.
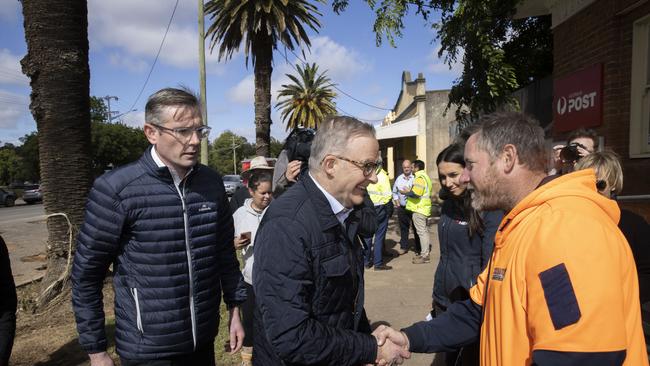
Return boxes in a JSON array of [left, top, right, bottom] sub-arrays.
[[501, 144, 518, 173], [321, 155, 337, 176], [144, 123, 159, 145]]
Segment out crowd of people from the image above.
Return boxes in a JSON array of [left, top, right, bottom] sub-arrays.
[[2, 86, 648, 366]]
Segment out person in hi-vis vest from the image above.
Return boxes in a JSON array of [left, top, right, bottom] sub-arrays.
[[400, 160, 432, 264], [365, 164, 394, 270]]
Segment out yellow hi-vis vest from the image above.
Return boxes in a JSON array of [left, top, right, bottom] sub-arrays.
[[367, 169, 392, 205], [405, 170, 432, 216]]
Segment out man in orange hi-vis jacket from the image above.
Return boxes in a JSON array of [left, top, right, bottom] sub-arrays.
[[374, 112, 648, 366]]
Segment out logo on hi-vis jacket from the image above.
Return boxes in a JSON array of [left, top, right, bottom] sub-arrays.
[[492, 268, 507, 281]]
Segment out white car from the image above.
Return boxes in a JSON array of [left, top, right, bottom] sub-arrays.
[[222, 175, 243, 196]]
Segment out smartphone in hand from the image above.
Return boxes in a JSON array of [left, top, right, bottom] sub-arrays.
[[240, 232, 251, 241]]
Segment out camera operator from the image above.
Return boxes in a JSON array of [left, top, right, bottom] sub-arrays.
[[272, 128, 315, 197], [553, 127, 599, 175]]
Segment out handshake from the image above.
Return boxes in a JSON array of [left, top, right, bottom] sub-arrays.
[[370, 325, 411, 365]]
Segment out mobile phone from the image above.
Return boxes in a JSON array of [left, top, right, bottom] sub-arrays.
[[240, 232, 251, 241]]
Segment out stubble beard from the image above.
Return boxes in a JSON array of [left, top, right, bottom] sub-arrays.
[[469, 168, 509, 212]]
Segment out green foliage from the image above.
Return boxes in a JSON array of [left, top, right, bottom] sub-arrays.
[[332, 0, 553, 121], [0, 133, 40, 185], [205, 0, 325, 156], [209, 130, 256, 175], [270, 136, 284, 158], [91, 121, 149, 176], [16, 132, 40, 182], [276, 62, 337, 131], [205, 0, 324, 66], [0, 147, 21, 186], [90, 96, 108, 123]]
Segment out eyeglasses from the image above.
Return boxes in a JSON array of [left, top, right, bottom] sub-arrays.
[[330, 155, 382, 177], [153, 124, 211, 140]]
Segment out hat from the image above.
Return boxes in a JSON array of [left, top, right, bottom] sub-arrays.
[[241, 156, 274, 180]]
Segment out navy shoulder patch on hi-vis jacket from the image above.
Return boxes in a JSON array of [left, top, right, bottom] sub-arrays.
[[538, 263, 581, 330]]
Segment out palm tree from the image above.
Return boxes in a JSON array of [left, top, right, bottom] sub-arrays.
[[21, 0, 93, 306], [276, 63, 337, 130], [205, 0, 323, 157]]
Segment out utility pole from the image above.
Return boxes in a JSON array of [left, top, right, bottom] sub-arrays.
[[230, 135, 243, 174], [103, 95, 119, 123], [198, 0, 209, 165]]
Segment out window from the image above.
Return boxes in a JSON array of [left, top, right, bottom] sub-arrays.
[[630, 14, 650, 157]]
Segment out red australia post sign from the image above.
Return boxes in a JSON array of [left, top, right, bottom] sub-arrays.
[[553, 63, 603, 132]]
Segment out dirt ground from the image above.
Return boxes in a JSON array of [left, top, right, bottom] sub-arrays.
[[10, 279, 240, 366]]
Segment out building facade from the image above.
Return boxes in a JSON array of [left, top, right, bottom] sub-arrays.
[[517, 0, 650, 219], [375, 72, 458, 194]]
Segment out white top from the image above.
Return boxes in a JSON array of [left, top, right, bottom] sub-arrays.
[[232, 198, 268, 285]]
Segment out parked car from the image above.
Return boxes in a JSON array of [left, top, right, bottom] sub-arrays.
[[22, 185, 43, 204], [222, 175, 243, 196], [0, 188, 16, 207]]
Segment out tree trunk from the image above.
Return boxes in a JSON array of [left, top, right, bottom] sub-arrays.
[[253, 35, 273, 157], [21, 0, 92, 307]]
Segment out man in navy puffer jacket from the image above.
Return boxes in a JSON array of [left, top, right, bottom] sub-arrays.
[[72, 88, 246, 366], [253, 116, 411, 365]]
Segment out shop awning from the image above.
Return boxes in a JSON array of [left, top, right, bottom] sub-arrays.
[[375, 116, 419, 140]]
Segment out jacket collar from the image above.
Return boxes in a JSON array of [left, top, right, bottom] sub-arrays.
[[302, 174, 345, 231], [139, 145, 200, 185]]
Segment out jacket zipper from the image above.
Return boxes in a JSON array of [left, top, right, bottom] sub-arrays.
[[351, 235, 363, 321], [131, 288, 143, 334], [175, 180, 197, 350]]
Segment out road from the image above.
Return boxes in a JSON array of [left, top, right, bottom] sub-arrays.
[[0, 202, 48, 286], [1, 202, 46, 224]]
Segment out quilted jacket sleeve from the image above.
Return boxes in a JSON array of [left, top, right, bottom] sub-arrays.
[[216, 188, 246, 307], [71, 176, 126, 353], [254, 217, 378, 365]]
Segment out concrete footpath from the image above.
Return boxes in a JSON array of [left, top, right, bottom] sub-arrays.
[[364, 216, 441, 366]]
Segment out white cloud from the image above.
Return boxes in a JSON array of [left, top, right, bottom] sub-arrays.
[[0, 0, 20, 22], [226, 36, 366, 108], [428, 44, 463, 76], [109, 53, 148, 73], [302, 36, 368, 80], [0, 49, 29, 86], [88, 0, 228, 74], [0, 90, 30, 129], [228, 75, 254, 105], [120, 110, 145, 129]]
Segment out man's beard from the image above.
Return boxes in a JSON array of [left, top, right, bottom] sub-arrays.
[[469, 166, 509, 211]]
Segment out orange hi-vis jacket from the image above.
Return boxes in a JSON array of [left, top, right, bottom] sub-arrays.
[[469, 169, 647, 365]]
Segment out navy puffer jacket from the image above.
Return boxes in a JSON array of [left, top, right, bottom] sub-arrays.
[[253, 175, 377, 365], [72, 147, 246, 360]]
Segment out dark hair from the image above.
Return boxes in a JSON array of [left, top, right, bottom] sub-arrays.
[[567, 127, 599, 150], [145, 87, 201, 126], [473, 112, 547, 173], [247, 171, 272, 191], [413, 160, 425, 170], [436, 143, 484, 238]]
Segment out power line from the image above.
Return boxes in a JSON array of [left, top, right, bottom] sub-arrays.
[[287, 48, 392, 111], [124, 0, 180, 116]]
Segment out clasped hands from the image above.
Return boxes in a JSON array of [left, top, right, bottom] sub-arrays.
[[370, 325, 411, 365]]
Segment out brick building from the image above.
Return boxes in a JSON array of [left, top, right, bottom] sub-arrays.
[[517, 0, 650, 219]]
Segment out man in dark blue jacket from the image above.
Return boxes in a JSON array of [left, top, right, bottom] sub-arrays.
[[72, 87, 246, 366], [253, 116, 410, 365]]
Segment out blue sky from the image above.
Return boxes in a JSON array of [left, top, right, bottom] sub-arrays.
[[0, 0, 461, 146]]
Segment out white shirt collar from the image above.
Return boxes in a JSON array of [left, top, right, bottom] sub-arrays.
[[309, 172, 352, 225], [151, 146, 186, 187]]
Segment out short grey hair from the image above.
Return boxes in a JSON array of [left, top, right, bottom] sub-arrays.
[[145, 87, 202, 126], [309, 116, 376, 172], [472, 112, 547, 173]]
